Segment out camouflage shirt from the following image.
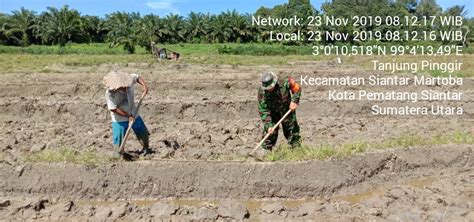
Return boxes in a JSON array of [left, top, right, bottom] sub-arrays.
[[258, 76, 301, 128]]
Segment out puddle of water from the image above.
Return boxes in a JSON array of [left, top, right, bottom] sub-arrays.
[[242, 200, 262, 212], [282, 199, 311, 208], [333, 176, 440, 205], [76, 199, 158, 207], [242, 198, 318, 213], [132, 199, 158, 207], [171, 199, 217, 207], [334, 188, 385, 205], [406, 176, 437, 188], [72, 176, 442, 210], [70, 176, 442, 210], [76, 198, 219, 208], [75, 198, 319, 218]]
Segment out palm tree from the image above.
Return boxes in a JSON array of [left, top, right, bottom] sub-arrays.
[[105, 12, 140, 53], [445, 5, 467, 17], [162, 14, 185, 43], [209, 14, 232, 43], [3, 7, 36, 46], [444, 5, 470, 46], [81, 15, 105, 43], [186, 12, 210, 43], [416, 0, 442, 17], [36, 6, 82, 46], [137, 14, 163, 51], [227, 10, 252, 43], [0, 13, 8, 44]]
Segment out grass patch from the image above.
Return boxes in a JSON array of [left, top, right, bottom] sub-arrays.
[[0, 54, 155, 73], [217, 43, 312, 56], [266, 130, 474, 161], [0, 53, 322, 73], [0, 43, 148, 54], [18, 131, 473, 164], [0, 43, 471, 75], [266, 144, 337, 161], [0, 43, 317, 56], [0, 43, 323, 73], [23, 147, 110, 165]]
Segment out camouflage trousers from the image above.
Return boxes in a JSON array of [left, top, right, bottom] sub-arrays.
[[262, 111, 301, 150]]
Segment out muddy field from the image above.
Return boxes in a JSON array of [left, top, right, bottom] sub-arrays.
[[1, 145, 472, 220], [0, 62, 473, 220], [0, 62, 473, 160]]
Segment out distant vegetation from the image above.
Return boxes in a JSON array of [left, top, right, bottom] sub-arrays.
[[0, 0, 472, 54]]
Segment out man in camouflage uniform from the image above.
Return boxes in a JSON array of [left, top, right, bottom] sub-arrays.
[[258, 71, 302, 150]]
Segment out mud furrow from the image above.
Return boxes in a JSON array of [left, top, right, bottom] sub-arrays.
[[0, 145, 470, 200]]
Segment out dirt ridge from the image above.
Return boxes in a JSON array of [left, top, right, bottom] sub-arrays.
[[1, 145, 470, 200]]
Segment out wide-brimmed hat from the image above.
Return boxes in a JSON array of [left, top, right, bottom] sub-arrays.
[[261, 71, 278, 90], [103, 71, 134, 90]]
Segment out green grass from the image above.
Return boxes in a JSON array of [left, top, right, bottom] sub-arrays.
[[2, 42, 470, 56], [217, 43, 312, 56], [23, 147, 111, 165], [0, 42, 321, 56], [0, 43, 311, 56], [19, 131, 473, 164], [266, 130, 474, 161], [0, 43, 471, 76], [0, 43, 148, 54], [0, 53, 322, 73], [0, 54, 154, 73]]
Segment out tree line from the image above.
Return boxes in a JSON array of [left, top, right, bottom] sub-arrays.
[[0, 0, 472, 53]]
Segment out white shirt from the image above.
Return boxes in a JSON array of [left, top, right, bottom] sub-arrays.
[[105, 74, 139, 122]]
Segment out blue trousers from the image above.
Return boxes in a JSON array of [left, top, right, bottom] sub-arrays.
[[111, 116, 149, 147]]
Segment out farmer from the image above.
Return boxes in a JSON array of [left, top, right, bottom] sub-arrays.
[[103, 71, 151, 157], [258, 71, 302, 150]]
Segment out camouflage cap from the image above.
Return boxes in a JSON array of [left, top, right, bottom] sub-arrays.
[[261, 71, 278, 91]]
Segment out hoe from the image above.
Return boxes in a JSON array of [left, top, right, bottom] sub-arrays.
[[247, 109, 292, 161]]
